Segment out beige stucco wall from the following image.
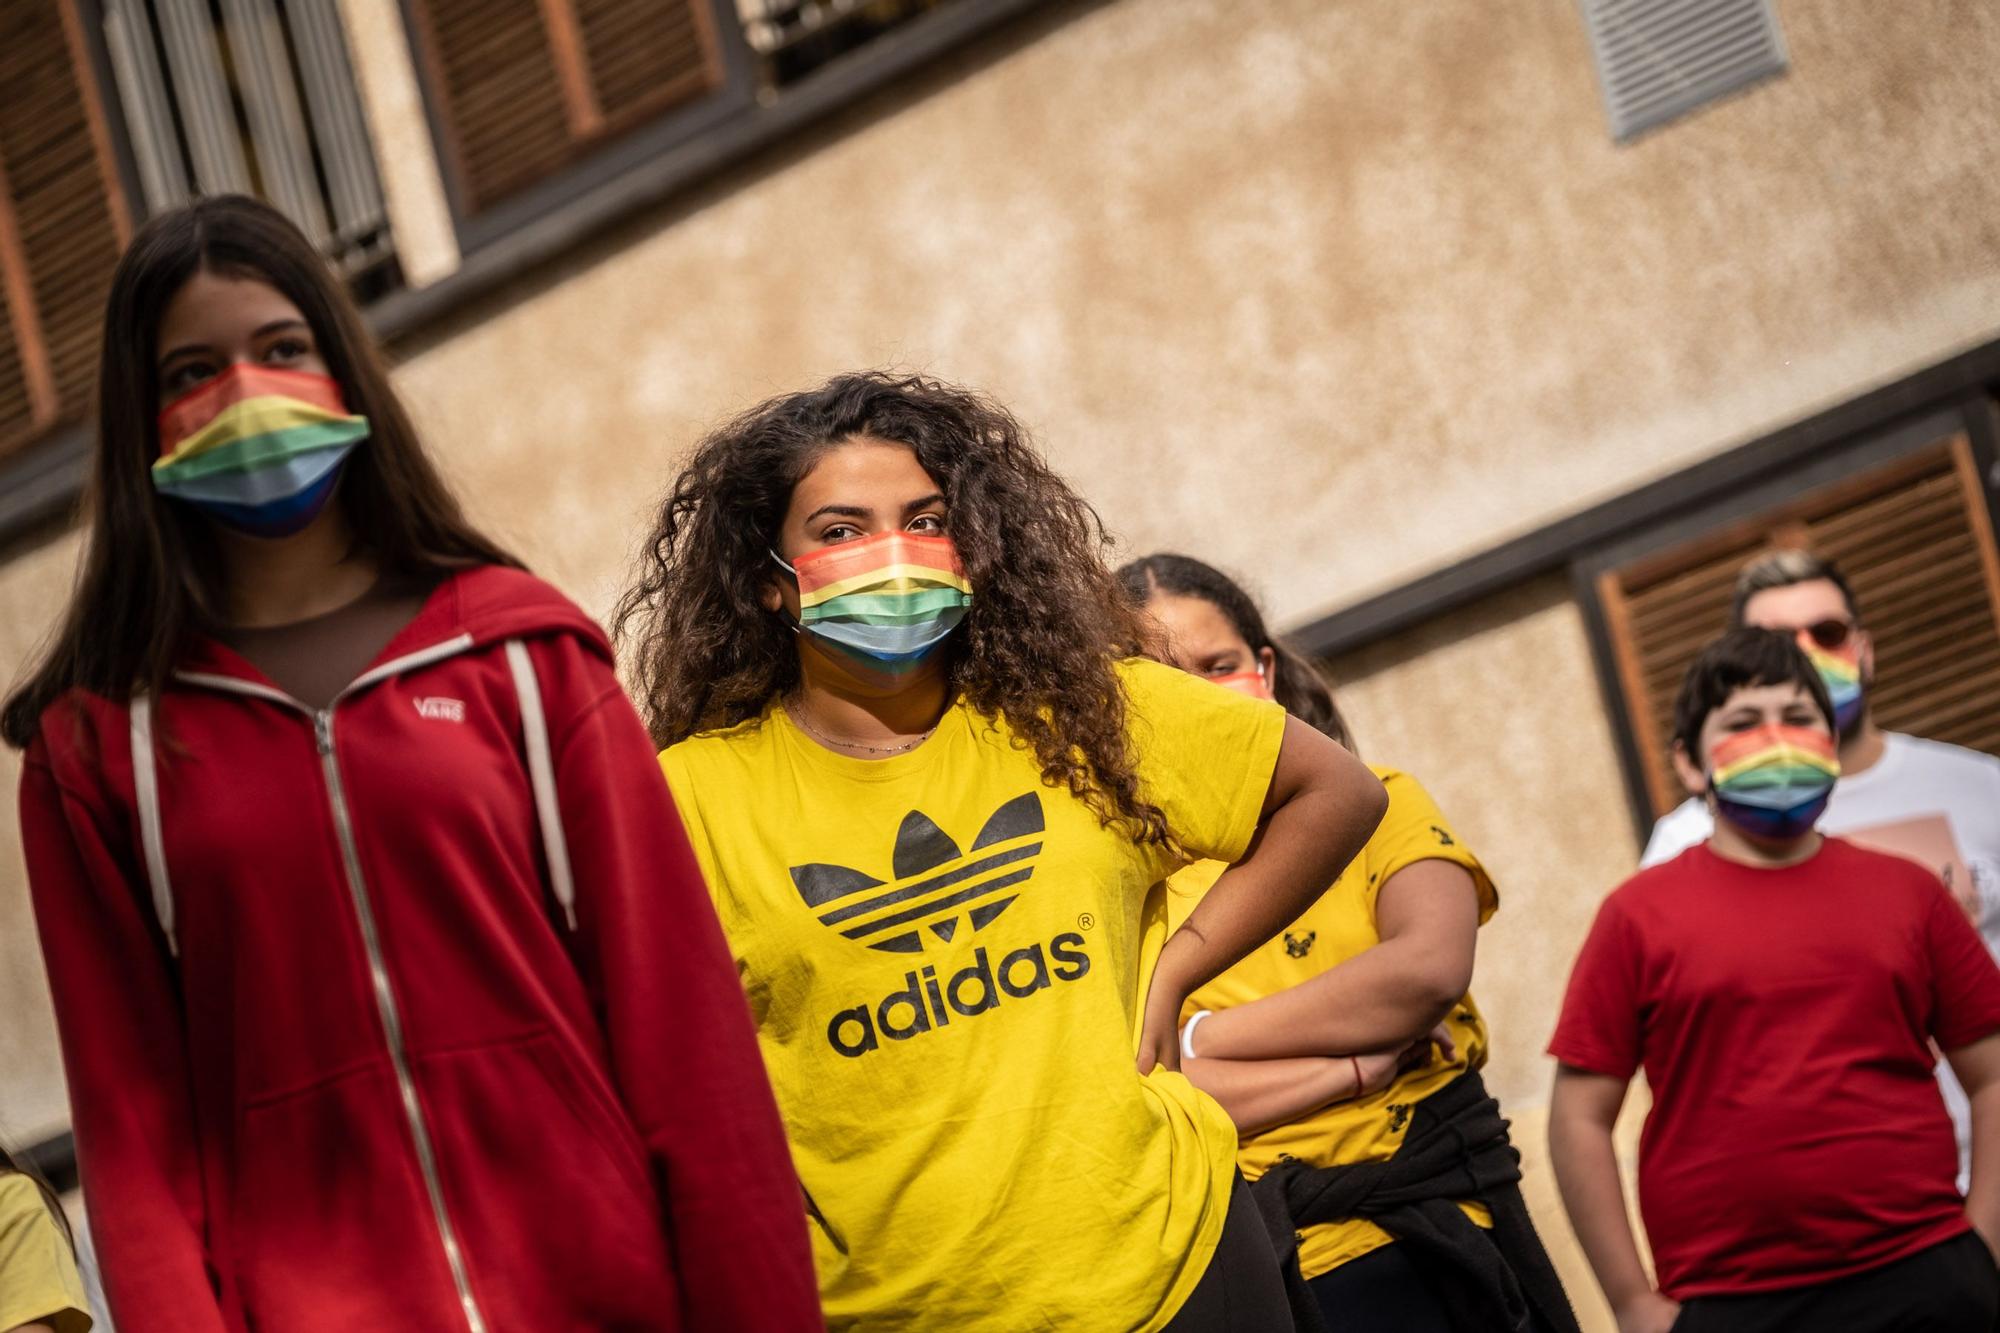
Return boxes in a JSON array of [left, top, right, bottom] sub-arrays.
[[4, 0, 1996, 1321], [0, 533, 90, 1146], [1328, 574, 1652, 1329], [386, 0, 2000, 625]]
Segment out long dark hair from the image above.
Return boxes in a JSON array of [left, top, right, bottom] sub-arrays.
[[1118, 553, 1356, 751], [0, 1143, 74, 1252], [2, 195, 519, 747], [614, 370, 1171, 842]]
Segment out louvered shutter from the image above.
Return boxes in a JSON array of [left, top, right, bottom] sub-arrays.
[[0, 1, 129, 458], [1579, 0, 1789, 141], [575, 0, 716, 125], [411, 0, 724, 216], [0, 285, 31, 444], [1597, 438, 2000, 816]]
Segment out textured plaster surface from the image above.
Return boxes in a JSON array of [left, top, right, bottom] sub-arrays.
[[382, 0, 2000, 628], [0, 530, 88, 1147]]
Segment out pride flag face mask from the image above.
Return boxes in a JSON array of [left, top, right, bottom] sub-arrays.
[[1210, 665, 1272, 700], [1802, 643, 1865, 734], [153, 364, 370, 538], [774, 531, 973, 675], [1707, 723, 1840, 841]]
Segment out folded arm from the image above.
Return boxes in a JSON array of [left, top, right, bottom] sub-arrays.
[[1193, 858, 1481, 1061]]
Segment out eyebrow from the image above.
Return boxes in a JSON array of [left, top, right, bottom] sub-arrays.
[[801, 503, 872, 525], [157, 318, 312, 366], [800, 493, 947, 526]]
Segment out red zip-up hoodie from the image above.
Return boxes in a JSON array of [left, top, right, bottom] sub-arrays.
[[22, 566, 822, 1332]]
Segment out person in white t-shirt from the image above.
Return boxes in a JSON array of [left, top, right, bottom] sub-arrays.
[[1641, 548, 2000, 1187]]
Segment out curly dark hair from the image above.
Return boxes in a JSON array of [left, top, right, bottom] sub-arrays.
[[614, 371, 1170, 842]]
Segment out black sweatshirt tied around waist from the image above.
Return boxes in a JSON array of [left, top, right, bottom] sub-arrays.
[[1248, 1068, 1581, 1333]]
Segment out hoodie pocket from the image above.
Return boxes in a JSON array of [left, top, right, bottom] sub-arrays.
[[231, 1062, 470, 1329], [413, 1029, 679, 1329]]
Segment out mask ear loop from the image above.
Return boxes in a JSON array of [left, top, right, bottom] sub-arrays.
[[769, 549, 803, 635]]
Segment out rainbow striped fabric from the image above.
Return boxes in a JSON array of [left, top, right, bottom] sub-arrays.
[[1804, 645, 1865, 731], [153, 365, 369, 535], [1710, 723, 1839, 838], [791, 532, 973, 673]]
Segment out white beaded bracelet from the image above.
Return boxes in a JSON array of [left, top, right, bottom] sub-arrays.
[[1180, 1009, 1213, 1062]]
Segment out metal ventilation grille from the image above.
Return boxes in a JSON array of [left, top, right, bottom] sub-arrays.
[[1580, 0, 1788, 141]]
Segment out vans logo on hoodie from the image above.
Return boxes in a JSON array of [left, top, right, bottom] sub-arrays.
[[414, 696, 466, 723], [788, 793, 1045, 955]]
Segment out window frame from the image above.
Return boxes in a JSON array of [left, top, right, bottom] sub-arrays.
[[0, 0, 137, 456], [397, 0, 760, 257]]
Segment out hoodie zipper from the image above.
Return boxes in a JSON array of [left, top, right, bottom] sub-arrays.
[[179, 634, 487, 1333]]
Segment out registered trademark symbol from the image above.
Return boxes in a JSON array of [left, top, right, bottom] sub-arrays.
[[1077, 913, 1095, 930]]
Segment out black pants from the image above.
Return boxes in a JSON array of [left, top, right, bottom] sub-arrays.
[[1162, 1174, 1295, 1332], [1306, 1240, 1457, 1333], [1671, 1232, 2000, 1333]]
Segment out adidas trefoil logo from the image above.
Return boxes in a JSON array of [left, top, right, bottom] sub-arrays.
[[789, 793, 1045, 954]]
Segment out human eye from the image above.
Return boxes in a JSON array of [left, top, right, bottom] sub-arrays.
[[160, 360, 217, 396], [907, 513, 946, 534], [1204, 657, 1241, 677], [819, 523, 862, 544], [263, 336, 314, 366]]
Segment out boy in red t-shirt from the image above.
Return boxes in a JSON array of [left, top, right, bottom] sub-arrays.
[[1548, 627, 2000, 1333]]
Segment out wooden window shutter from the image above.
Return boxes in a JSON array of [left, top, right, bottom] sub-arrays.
[[1598, 437, 2000, 817], [411, 0, 725, 215], [0, 1, 130, 459]]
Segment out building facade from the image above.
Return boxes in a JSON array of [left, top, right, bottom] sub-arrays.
[[2, 2, 1998, 1327]]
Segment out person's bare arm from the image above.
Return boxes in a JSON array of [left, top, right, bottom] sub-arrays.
[[1137, 716, 1387, 1072], [1186, 1031, 1451, 1136], [1549, 1065, 1679, 1333], [1946, 1032, 2000, 1253], [1182, 1055, 1365, 1137], [1194, 860, 1481, 1061]]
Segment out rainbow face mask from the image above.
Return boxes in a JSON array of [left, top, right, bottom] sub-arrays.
[[1708, 723, 1840, 841], [1211, 665, 1271, 700], [1803, 643, 1865, 734], [153, 365, 369, 537], [774, 531, 973, 675]]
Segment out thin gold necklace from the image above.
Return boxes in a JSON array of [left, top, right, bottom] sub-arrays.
[[789, 703, 937, 755]]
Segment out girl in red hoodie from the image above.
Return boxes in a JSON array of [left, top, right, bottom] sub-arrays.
[[5, 195, 820, 1333]]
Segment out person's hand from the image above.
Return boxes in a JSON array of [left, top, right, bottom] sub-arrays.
[[1347, 1025, 1459, 1097], [1411, 1023, 1456, 1067], [1613, 1290, 1681, 1333]]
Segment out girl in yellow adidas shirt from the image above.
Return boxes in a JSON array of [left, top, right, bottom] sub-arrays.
[[1120, 554, 1580, 1333], [616, 372, 1389, 1331]]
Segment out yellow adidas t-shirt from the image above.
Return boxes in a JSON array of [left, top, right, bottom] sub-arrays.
[[661, 658, 1287, 1331], [1169, 767, 1498, 1282], [0, 1174, 91, 1333]]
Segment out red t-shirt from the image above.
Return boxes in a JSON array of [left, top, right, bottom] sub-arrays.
[[1549, 836, 2000, 1298]]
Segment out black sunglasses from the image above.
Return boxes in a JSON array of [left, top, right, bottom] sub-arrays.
[[1796, 619, 1855, 650]]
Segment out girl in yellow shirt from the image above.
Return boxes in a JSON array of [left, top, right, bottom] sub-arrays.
[[1120, 554, 1579, 1333], [0, 1149, 90, 1333], [616, 373, 1391, 1331]]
